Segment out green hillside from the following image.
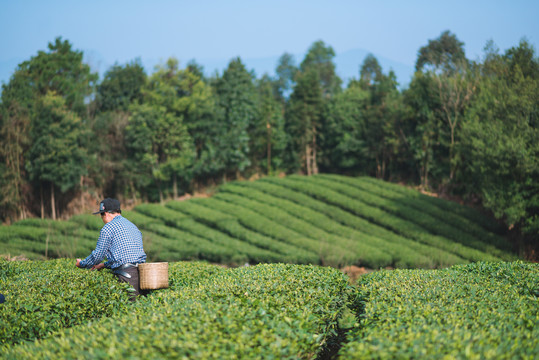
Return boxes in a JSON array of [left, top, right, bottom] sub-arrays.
[[0, 175, 517, 268]]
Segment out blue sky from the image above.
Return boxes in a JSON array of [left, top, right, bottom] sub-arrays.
[[1, 0, 538, 87]]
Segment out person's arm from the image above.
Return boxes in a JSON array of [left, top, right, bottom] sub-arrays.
[[78, 228, 111, 268]]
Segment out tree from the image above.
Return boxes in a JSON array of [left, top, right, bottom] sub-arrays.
[[25, 37, 97, 116], [403, 71, 442, 190], [321, 80, 369, 174], [0, 37, 96, 220], [300, 40, 342, 97], [416, 30, 466, 74], [249, 75, 287, 175], [359, 54, 382, 87], [415, 31, 473, 182], [460, 40, 539, 248], [126, 104, 192, 203], [97, 59, 146, 112], [285, 69, 324, 175], [275, 53, 298, 100], [0, 68, 33, 221], [26, 92, 88, 219], [125, 58, 194, 203], [358, 55, 403, 179], [213, 57, 257, 180], [89, 61, 147, 199]]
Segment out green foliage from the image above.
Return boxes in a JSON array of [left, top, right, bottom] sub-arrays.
[[166, 199, 319, 264], [97, 60, 146, 112], [460, 40, 539, 243], [0, 259, 131, 350], [1, 175, 516, 270], [2, 259, 536, 359], [284, 175, 499, 262], [341, 261, 539, 359], [212, 57, 257, 178], [285, 68, 324, 174], [218, 182, 433, 269], [321, 80, 369, 173], [26, 92, 88, 195], [416, 30, 467, 73], [4, 261, 351, 359], [1, 36, 536, 255], [252, 178, 462, 268], [126, 82, 194, 202], [300, 40, 342, 97], [215, 186, 393, 269], [316, 174, 514, 260], [248, 75, 287, 175]]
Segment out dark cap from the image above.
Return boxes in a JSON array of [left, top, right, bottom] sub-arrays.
[[93, 198, 121, 215]]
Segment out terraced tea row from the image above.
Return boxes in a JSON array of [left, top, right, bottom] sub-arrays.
[[2, 259, 536, 358], [341, 261, 539, 359], [2, 260, 351, 359], [1, 175, 515, 269]]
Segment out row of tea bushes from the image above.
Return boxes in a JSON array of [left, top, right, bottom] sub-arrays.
[[358, 176, 506, 234], [240, 179, 467, 268], [0, 221, 96, 260], [276, 176, 498, 262], [315, 175, 514, 260], [0, 259, 131, 351], [1, 175, 517, 269], [326, 175, 511, 250], [341, 261, 539, 359], [218, 182, 434, 268], [211, 191, 390, 268], [136, 204, 287, 264], [4, 261, 352, 359], [166, 199, 320, 264]]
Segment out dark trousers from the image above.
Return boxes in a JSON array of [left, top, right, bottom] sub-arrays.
[[113, 267, 149, 301]]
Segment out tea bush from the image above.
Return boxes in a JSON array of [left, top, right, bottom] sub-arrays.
[[341, 261, 539, 359], [1, 175, 516, 270], [282, 176, 497, 262], [250, 179, 466, 267], [218, 182, 432, 268], [314, 175, 513, 260], [327, 175, 511, 251], [167, 198, 318, 264], [0, 259, 131, 351], [359, 176, 506, 234], [5, 262, 352, 359]]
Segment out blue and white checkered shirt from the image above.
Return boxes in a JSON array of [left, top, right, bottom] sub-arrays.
[[79, 215, 146, 269]]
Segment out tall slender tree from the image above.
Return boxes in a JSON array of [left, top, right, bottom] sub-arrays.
[[416, 30, 473, 181], [285, 69, 324, 175], [213, 57, 257, 181], [300, 40, 342, 97], [249, 75, 287, 175]]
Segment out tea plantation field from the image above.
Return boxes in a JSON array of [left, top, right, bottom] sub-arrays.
[[1, 259, 537, 359], [0, 175, 517, 269]]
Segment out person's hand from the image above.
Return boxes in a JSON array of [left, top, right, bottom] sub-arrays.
[[76, 259, 82, 268], [91, 263, 105, 271]]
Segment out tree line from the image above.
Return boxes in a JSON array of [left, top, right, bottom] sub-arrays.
[[0, 31, 537, 249]]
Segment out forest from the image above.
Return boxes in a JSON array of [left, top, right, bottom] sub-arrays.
[[0, 30, 537, 253]]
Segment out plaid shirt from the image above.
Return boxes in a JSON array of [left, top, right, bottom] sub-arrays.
[[79, 215, 146, 269]]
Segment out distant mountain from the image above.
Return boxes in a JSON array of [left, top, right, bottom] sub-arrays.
[[0, 48, 415, 91]]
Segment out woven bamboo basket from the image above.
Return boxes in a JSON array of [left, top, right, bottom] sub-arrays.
[[139, 262, 169, 290]]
